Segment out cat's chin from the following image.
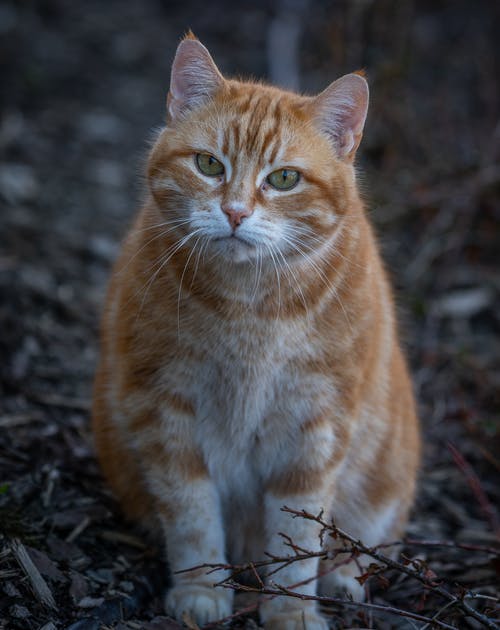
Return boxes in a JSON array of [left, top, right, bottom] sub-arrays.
[[212, 235, 256, 264]]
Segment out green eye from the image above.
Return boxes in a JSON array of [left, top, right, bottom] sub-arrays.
[[195, 153, 225, 177], [266, 168, 300, 190]]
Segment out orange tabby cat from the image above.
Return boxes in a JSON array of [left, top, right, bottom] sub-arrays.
[[92, 33, 420, 629]]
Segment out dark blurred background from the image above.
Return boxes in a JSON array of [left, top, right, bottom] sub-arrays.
[[0, 1, 499, 628]]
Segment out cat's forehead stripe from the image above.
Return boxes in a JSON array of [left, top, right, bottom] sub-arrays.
[[244, 100, 264, 153], [221, 125, 229, 156], [261, 127, 277, 164], [261, 97, 284, 164], [220, 91, 285, 165], [231, 122, 240, 154]]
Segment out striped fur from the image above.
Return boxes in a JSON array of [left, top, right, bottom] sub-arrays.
[[92, 35, 420, 629]]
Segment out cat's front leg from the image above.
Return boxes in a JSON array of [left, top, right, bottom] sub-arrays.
[[160, 476, 233, 625], [260, 480, 334, 630], [128, 410, 233, 625]]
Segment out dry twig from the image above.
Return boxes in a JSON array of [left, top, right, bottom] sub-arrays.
[[182, 507, 500, 629]]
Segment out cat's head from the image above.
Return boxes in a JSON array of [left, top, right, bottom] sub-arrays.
[[148, 34, 368, 266]]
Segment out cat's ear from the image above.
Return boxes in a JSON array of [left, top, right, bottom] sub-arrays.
[[167, 34, 224, 122], [312, 73, 369, 161]]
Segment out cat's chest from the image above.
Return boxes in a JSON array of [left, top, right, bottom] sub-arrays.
[[170, 320, 335, 489], [194, 326, 292, 435], [194, 355, 289, 499]]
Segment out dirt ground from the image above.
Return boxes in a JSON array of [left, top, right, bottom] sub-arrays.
[[0, 1, 499, 628]]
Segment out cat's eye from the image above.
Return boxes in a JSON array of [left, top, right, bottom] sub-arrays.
[[266, 169, 299, 191], [195, 153, 225, 177]]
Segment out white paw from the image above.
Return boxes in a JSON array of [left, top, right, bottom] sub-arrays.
[[262, 610, 329, 630], [319, 571, 365, 602], [165, 583, 233, 626]]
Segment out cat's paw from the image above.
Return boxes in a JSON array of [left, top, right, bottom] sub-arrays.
[[319, 571, 365, 602], [165, 584, 232, 626], [262, 610, 329, 630]]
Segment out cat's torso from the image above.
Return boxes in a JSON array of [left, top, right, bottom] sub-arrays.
[[103, 203, 403, 564]]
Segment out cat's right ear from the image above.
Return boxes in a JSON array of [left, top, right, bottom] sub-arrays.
[[312, 73, 369, 162], [167, 36, 224, 122]]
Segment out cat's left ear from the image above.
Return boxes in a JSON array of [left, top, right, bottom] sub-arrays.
[[312, 73, 369, 162], [167, 35, 224, 122]]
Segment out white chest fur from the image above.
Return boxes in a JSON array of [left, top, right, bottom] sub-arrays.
[[167, 314, 337, 496]]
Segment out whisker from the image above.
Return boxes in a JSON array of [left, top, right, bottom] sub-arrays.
[[284, 224, 366, 273], [177, 235, 203, 340], [189, 236, 210, 291], [250, 245, 263, 304], [280, 235, 353, 334], [266, 242, 282, 320], [134, 217, 193, 234], [272, 243, 310, 319], [133, 229, 204, 323], [118, 218, 193, 276]]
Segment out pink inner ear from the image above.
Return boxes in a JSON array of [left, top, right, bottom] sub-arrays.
[[314, 74, 369, 159], [168, 39, 224, 121]]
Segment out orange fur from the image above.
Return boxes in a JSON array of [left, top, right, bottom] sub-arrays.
[[92, 36, 419, 628]]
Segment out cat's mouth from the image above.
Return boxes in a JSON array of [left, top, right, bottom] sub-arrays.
[[212, 233, 256, 263], [214, 233, 255, 248]]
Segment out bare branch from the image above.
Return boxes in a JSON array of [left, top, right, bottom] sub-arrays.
[[180, 507, 499, 629]]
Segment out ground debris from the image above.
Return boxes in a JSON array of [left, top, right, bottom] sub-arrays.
[[0, 2, 499, 629], [25, 546, 67, 584], [10, 539, 57, 609], [69, 571, 90, 604]]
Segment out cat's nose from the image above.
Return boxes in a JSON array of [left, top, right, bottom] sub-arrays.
[[222, 205, 253, 230]]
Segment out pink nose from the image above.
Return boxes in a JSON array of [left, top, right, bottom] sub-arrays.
[[222, 205, 252, 230]]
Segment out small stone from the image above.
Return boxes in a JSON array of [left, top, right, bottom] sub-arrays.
[[86, 567, 114, 585], [9, 604, 31, 619], [77, 595, 105, 608]]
